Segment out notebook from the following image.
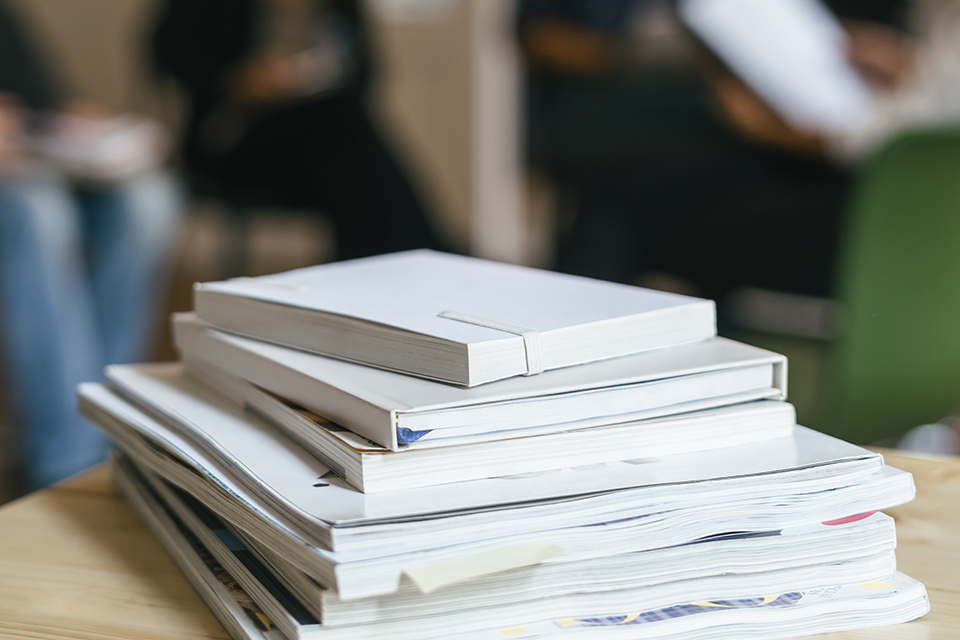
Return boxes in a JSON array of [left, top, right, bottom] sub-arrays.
[[193, 250, 716, 387], [173, 314, 784, 450]]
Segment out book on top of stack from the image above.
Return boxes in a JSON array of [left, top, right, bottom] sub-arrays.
[[191, 249, 718, 387], [77, 250, 929, 640]]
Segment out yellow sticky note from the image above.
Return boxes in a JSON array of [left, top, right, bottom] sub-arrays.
[[858, 581, 895, 590], [500, 627, 529, 635], [403, 543, 567, 593]]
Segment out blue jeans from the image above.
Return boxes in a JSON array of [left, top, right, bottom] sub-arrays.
[[0, 169, 183, 490]]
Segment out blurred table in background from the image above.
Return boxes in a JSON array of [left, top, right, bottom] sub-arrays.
[[0, 451, 957, 639]]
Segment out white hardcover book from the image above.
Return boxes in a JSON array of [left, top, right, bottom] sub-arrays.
[[173, 313, 786, 450], [79, 381, 915, 600], [193, 250, 717, 387], [115, 455, 928, 640], [118, 360, 796, 493], [679, 0, 876, 134]]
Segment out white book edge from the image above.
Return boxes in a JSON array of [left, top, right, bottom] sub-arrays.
[[173, 313, 786, 451]]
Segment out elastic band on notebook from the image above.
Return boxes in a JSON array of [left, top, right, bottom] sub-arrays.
[[437, 310, 544, 376]]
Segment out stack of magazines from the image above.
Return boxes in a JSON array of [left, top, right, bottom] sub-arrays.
[[77, 250, 929, 639]]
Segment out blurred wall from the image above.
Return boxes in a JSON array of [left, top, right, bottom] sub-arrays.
[[368, 0, 526, 262], [368, 0, 475, 252]]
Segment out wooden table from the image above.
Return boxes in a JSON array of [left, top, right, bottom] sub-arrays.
[[0, 451, 958, 640]]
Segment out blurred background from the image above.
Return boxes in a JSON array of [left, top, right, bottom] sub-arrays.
[[2, 0, 960, 503]]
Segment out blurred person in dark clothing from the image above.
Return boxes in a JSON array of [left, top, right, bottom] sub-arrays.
[[519, 0, 912, 303], [152, 0, 444, 262], [0, 0, 182, 490], [519, 0, 714, 287]]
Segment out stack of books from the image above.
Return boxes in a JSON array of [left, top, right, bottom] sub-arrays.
[[77, 250, 929, 640]]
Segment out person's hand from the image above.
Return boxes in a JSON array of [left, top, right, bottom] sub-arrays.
[[520, 20, 622, 74], [703, 21, 914, 155], [709, 69, 826, 154], [844, 22, 915, 91], [59, 99, 112, 120], [228, 53, 302, 104]]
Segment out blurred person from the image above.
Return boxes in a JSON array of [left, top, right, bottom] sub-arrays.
[[0, 0, 183, 490], [519, 0, 710, 243], [833, 0, 960, 159], [151, 0, 444, 262], [520, 0, 919, 304], [656, 0, 946, 304], [519, 0, 760, 290]]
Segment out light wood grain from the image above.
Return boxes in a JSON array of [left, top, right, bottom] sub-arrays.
[[0, 452, 957, 639], [0, 466, 227, 640], [815, 450, 960, 640]]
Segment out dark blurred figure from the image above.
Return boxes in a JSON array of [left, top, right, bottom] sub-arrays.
[[520, 0, 910, 303], [152, 0, 444, 262], [0, 0, 182, 490], [519, 0, 714, 283]]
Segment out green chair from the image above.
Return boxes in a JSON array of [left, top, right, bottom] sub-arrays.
[[735, 128, 960, 444], [816, 128, 960, 444]]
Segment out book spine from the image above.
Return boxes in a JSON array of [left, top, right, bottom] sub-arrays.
[[173, 316, 400, 450]]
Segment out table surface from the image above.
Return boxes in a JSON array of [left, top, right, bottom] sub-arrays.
[[0, 451, 958, 640]]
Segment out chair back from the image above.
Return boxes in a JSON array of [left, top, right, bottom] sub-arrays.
[[822, 128, 960, 443]]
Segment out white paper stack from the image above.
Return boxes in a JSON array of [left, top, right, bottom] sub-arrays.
[[78, 251, 929, 639]]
